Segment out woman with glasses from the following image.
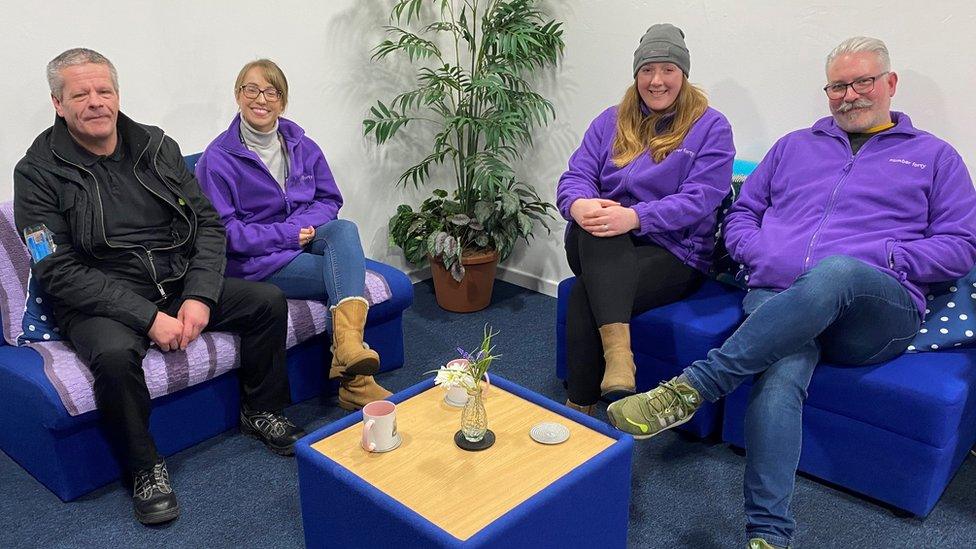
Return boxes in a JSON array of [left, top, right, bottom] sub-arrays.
[[195, 59, 390, 410], [556, 24, 735, 414]]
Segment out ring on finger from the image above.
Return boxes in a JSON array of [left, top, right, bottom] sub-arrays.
[[603, 224, 609, 231]]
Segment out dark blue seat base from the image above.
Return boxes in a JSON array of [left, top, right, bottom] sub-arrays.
[[558, 274, 976, 516], [722, 349, 976, 517]]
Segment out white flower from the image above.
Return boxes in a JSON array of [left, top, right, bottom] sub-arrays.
[[433, 359, 477, 391]]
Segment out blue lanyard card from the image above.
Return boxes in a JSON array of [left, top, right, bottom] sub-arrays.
[[24, 225, 56, 262]]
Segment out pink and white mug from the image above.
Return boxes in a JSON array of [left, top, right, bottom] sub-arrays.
[[361, 400, 401, 452]]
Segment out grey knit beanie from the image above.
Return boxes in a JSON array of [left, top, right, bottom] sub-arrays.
[[633, 23, 690, 77]]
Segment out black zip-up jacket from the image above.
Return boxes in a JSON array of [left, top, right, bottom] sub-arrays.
[[13, 112, 227, 334]]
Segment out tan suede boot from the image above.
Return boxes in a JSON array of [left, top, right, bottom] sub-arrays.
[[598, 323, 637, 398], [565, 399, 595, 416], [330, 296, 380, 376], [338, 375, 393, 411]]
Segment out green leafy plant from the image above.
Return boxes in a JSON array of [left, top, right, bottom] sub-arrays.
[[365, 0, 564, 281]]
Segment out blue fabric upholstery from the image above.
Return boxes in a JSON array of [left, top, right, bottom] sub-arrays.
[[184, 152, 203, 172], [0, 155, 415, 501], [722, 349, 976, 516], [296, 375, 633, 548]]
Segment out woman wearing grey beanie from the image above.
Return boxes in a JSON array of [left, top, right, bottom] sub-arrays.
[[556, 24, 735, 413]]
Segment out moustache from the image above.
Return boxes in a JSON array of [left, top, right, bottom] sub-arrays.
[[835, 98, 873, 113]]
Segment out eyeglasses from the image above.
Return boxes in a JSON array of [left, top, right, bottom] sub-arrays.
[[823, 72, 888, 99], [239, 84, 281, 102]]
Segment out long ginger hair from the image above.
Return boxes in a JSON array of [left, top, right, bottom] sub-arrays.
[[611, 74, 708, 166]]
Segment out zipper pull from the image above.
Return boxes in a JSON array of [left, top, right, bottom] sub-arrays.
[[146, 250, 166, 299], [843, 159, 854, 173]]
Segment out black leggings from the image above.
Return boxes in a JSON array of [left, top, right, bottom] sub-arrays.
[[565, 223, 703, 405]]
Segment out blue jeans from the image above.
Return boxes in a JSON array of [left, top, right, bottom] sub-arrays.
[[683, 256, 920, 547], [265, 220, 366, 329]]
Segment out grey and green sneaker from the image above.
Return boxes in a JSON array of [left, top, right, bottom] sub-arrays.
[[748, 538, 788, 549], [606, 376, 702, 439]]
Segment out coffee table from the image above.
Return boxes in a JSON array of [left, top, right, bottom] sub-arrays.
[[296, 375, 633, 548]]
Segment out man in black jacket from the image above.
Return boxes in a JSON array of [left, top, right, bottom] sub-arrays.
[[14, 48, 305, 525]]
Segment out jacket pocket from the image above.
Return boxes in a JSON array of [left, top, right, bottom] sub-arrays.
[[736, 231, 761, 266], [58, 186, 88, 251], [883, 238, 897, 269]]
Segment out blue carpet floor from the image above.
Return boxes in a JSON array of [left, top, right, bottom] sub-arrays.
[[1, 279, 975, 548]]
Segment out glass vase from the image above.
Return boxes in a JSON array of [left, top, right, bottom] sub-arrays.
[[460, 385, 488, 442]]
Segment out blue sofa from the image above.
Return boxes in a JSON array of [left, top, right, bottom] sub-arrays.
[[0, 155, 414, 502], [555, 160, 976, 516]]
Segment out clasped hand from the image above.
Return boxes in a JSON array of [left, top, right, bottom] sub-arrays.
[[570, 198, 640, 237], [148, 298, 211, 352], [299, 226, 315, 247]]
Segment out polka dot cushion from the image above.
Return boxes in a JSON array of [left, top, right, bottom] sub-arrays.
[[17, 268, 62, 344], [907, 267, 976, 353], [709, 173, 749, 289]]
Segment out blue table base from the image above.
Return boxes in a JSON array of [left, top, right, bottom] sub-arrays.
[[296, 375, 634, 548]]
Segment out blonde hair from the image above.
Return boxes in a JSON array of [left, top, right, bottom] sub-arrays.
[[234, 59, 289, 109], [611, 75, 708, 166]]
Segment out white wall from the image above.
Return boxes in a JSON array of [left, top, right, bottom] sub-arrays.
[[4, 1, 975, 294]]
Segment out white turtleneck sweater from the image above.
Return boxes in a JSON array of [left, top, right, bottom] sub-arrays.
[[240, 117, 288, 190]]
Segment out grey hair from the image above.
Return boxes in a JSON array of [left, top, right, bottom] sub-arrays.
[[46, 48, 119, 100], [825, 36, 891, 73]]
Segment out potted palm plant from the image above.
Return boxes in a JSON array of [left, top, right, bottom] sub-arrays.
[[364, 0, 564, 312]]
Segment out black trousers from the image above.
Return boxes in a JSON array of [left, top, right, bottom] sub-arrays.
[[64, 278, 291, 472], [565, 223, 703, 405]]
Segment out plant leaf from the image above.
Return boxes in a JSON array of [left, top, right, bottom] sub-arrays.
[[448, 213, 471, 226]]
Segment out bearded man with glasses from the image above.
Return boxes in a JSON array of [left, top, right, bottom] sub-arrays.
[[609, 36, 976, 548]]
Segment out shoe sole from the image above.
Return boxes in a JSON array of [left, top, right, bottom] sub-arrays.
[[240, 424, 296, 456], [135, 504, 180, 525], [606, 404, 695, 440], [600, 386, 637, 402], [341, 356, 380, 377], [337, 398, 361, 412]]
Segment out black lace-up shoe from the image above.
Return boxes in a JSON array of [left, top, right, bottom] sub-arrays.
[[240, 407, 306, 456], [132, 459, 179, 525]]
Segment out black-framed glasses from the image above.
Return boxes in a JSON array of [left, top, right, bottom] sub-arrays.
[[239, 84, 281, 102], [823, 72, 888, 99]]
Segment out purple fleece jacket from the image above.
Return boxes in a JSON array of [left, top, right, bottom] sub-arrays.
[[725, 112, 976, 316], [556, 106, 735, 272], [195, 115, 343, 281]]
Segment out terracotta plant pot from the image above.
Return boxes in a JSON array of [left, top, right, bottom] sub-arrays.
[[429, 249, 499, 313]]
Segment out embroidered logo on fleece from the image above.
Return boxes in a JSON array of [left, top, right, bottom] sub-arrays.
[[888, 158, 927, 170]]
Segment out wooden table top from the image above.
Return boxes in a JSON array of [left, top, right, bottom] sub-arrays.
[[311, 385, 616, 541]]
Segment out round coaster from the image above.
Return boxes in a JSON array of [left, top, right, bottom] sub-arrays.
[[530, 422, 570, 445], [454, 429, 496, 451], [363, 434, 402, 454]]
